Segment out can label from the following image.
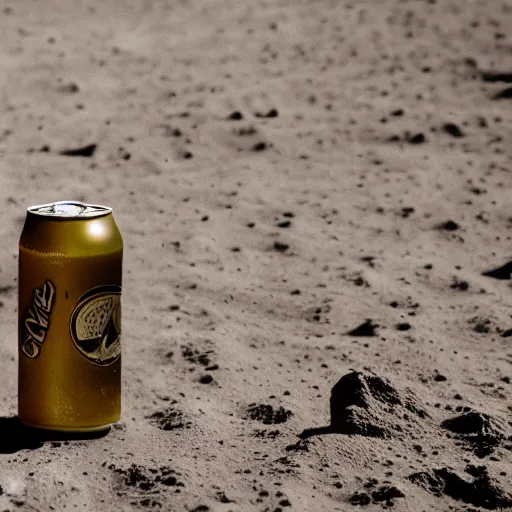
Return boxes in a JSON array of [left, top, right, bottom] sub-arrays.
[[70, 285, 121, 366], [21, 280, 56, 358]]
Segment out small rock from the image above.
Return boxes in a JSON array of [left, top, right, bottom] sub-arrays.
[[273, 242, 289, 252], [246, 404, 292, 424], [60, 143, 97, 157], [437, 220, 460, 231], [255, 108, 279, 118], [442, 123, 465, 137], [198, 374, 214, 384], [346, 320, 378, 337], [59, 82, 80, 94], [227, 111, 243, 120], [252, 142, 268, 151], [408, 133, 426, 144], [349, 492, 371, 506]]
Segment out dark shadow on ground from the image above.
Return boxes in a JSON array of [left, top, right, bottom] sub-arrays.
[[0, 416, 110, 453], [299, 425, 335, 439]]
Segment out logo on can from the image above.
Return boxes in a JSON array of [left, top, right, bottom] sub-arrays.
[[21, 280, 56, 358], [70, 285, 121, 366]]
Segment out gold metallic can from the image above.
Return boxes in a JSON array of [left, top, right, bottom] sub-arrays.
[[18, 200, 123, 432]]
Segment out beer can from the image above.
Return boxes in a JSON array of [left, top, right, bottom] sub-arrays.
[[18, 200, 123, 432]]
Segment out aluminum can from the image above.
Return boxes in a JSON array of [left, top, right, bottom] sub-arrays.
[[18, 200, 122, 432]]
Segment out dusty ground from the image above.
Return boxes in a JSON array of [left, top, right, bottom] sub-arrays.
[[0, 0, 512, 510]]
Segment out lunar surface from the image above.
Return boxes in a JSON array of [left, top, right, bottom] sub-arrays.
[[0, 0, 511, 510]]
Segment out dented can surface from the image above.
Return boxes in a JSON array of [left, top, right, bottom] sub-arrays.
[[18, 200, 122, 432]]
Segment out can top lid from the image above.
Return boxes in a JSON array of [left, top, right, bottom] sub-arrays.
[[27, 200, 112, 219]]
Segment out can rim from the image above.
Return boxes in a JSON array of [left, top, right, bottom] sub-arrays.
[[27, 200, 113, 219]]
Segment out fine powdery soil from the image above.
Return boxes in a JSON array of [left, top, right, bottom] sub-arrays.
[[0, 0, 512, 511]]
